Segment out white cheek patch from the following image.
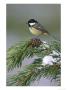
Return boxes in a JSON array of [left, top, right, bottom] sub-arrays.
[[29, 23, 35, 26]]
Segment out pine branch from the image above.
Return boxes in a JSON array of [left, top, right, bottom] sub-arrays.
[[7, 58, 60, 86], [7, 38, 52, 70], [7, 38, 61, 86], [7, 41, 29, 70]]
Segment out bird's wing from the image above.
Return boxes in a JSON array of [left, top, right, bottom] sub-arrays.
[[33, 23, 49, 34]]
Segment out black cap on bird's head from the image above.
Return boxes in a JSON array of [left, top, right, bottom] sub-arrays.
[[28, 19, 38, 27]]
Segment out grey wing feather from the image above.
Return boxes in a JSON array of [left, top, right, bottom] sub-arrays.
[[33, 23, 49, 33]]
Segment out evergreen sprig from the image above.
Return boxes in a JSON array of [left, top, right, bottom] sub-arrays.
[[7, 38, 61, 86], [7, 58, 60, 86], [7, 39, 52, 71]]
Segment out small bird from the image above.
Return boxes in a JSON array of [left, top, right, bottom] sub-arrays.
[[27, 19, 49, 36], [27, 19, 59, 41]]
